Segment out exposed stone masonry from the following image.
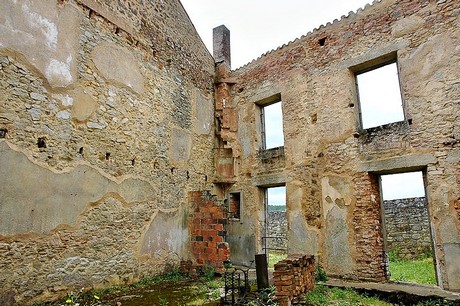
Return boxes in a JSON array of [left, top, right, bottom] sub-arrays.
[[0, 0, 215, 304], [223, 0, 460, 292], [383, 197, 432, 259], [1, 0, 460, 304], [267, 210, 288, 251]]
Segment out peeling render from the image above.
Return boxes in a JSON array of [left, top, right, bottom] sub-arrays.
[[0, 0, 214, 304], [0, 0, 459, 304]]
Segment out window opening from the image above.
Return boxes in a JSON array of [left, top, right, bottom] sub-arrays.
[[263, 186, 287, 268], [261, 101, 284, 149], [356, 62, 404, 129], [228, 191, 241, 220], [380, 171, 437, 286]]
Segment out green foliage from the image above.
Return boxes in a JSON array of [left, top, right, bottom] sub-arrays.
[[54, 288, 102, 306], [201, 266, 216, 282], [414, 298, 458, 306], [135, 268, 186, 288], [268, 251, 287, 268], [305, 285, 392, 306], [158, 297, 169, 306], [389, 257, 437, 285], [267, 205, 286, 211], [314, 264, 328, 282]]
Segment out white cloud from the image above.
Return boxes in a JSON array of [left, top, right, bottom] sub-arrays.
[[181, 0, 372, 68], [357, 63, 404, 128], [267, 186, 286, 206], [381, 172, 426, 201], [264, 102, 284, 149]]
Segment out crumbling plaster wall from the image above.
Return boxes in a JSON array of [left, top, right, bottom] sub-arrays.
[[0, 0, 215, 304], [225, 0, 460, 291]]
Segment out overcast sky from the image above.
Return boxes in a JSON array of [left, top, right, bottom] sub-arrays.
[[181, 0, 374, 69], [180, 1, 425, 201]]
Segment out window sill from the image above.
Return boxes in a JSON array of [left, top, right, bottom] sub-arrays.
[[258, 146, 285, 160]]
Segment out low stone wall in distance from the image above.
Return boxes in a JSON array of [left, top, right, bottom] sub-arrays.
[[267, 210, 288, 251], [383, 197, 432, 259], [273, 254, 315, 306]]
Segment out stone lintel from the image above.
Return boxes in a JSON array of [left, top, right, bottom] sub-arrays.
[[252, 173, 287, 187], [358, 154, 436, 174], [342, 40, 410, 71], [77, 0, 137, 37]]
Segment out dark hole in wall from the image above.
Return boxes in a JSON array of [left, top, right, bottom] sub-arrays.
[[408, 118, 413, 125], [171, 167, 175, 174], [79, 147, 84, 155], [0, 128, 7, 138], [37, 137, 46, 148], [105, 152, 111, 160], [186, 171, 190, 180], [131, 158, 136, 166], [318, 37, 327, 46], [311, 113, 317, 124], [204, 175, 208, 181], [229, 192, 241, 219]]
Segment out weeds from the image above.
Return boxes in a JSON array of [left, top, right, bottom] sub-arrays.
[[314, 264, 328, 282], [389, 256, 437, 285], [305, 285, 391, 306], [268, 251, 287, 268], [201, 266, 216, 282]]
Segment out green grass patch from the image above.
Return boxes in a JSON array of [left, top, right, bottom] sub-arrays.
[[389, 257, 437, 285], [305, 285, 392, 306], [268, 251, 287, 268]]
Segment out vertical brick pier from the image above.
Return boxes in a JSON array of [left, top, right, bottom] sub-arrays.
[[273, 254, 315, 306], [189, 191, 230, 272]]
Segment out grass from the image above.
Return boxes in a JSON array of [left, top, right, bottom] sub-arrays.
[[304, 285, 457, 306], [268, 251, 287, 268], [305, 285, 392, 306], [31, 268, 223, 306], [389, 256, 437, 285]]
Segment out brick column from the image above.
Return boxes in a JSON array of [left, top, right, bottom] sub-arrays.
[[189, 191, 230, 272]]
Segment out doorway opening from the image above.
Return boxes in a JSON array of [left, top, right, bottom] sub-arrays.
[[379, 171, 437, 285], [263, 186, 287, 268]]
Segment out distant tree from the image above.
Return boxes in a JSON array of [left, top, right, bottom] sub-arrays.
[[268, 205, 286, 211]]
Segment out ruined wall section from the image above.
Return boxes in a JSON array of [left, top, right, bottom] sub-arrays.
[[228, 0, 460, 289], [0, 0, 215, 304], [383, 197, 432, 259]]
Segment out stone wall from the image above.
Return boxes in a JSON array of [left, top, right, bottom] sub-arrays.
[[383, 197, 432, 259], [0, 0, 215, 304], [1, 0, 460, 302], [220, 0, 460, 291], [267, 210, 288, 251]]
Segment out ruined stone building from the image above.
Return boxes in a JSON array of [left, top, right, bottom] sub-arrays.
[[0, 0, 459, 304]]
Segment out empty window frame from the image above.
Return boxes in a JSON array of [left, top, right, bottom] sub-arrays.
[[260, 100, 284, 150], [228, 191, 242, 220], [356, 62, 405, 129]]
